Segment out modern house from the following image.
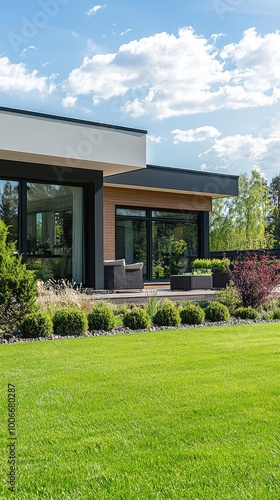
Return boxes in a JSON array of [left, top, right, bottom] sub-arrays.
[[0, 106, 238, 288]]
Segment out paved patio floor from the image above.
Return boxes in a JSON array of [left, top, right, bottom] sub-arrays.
[[83, 285, 217, 305]]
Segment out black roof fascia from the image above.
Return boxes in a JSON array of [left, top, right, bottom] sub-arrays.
[[0, 106, 147, 135], [105, 164, 238, 197]]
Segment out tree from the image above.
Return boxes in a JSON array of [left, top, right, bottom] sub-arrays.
[[267, 174, 280, 248], [0, 220, 37, 331], [210, 170, 274, 251], [0, 181, 18, 243]]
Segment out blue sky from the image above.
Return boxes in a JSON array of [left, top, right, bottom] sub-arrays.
[[0, 0, 280, 180]]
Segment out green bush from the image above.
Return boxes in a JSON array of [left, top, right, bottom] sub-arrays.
[[20, 311, 53, 338], [180, 304, 205, 325], [53, 308, 88, 336], [210, 258, 230, 273], [192, 258, 230, 273], [216, 281, 242, 315], [0, 221, 37, 330], [235, 306, 258, 320], [153, 299, 180, 327], [123, 308, 151, 330], [197, 299, 211, 310], [192, 259, 212, 271], [272, 308, 280, 320], [205, 301, 230, 322], [88, 305, 116, 331], [260, 299, 280, 313]]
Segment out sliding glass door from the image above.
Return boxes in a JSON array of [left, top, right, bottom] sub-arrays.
[[26, 183, 83, 281]]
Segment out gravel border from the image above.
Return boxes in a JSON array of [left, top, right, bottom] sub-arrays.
[[1, 318, 280, 344]]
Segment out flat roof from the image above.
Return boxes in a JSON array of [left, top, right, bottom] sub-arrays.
[[0, 107, 147, 176], [105, 164, 239, 198], [0, 106, 147, 135]]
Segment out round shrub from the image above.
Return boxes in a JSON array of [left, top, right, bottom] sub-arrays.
[[88, 305, 116, 331], [153, 299, 180, 327], [180, 304, 205, 325], [20, 311, 53, 338], [53, 308, 88, 336], [205, 301, 230, 322], [235, 306, 258, 320], [123, 308, 151, 330]]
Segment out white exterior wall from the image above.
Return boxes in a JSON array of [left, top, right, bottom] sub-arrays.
[[0, 109, 146, 176]]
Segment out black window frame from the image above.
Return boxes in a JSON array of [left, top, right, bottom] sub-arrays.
[[116, 206, 201, 281]]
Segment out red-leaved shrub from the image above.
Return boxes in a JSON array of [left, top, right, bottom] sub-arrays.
[[230, 252, 280, 308]]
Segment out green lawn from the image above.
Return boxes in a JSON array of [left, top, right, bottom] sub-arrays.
[[0, 324, 280, 499]]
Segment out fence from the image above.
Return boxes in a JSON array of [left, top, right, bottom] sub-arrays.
[[210, 249, 280, 261]]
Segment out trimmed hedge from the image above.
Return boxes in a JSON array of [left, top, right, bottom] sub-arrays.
[[20, 311, 53, 338], [53, 308, 88, 336], [180, 304, 205, 325], [88, 305, 116, 331], [123, 308, 151, 330], [153, 299, 180, 327], [235, 306, 258, 320], [205, 301, 230, 322]]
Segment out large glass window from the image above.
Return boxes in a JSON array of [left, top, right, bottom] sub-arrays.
[[0, 180, 19, 243], [116, 218, 147, 280], [116, 207, 199, 281], [26, 183, 83, 282], [152, 221, 197, 279]]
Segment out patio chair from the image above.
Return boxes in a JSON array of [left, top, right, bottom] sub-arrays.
[[104, 259, 144, 290]]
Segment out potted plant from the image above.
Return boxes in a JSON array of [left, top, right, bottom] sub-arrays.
[[171, 258, 213, 290], [192, 259, 213, 275], [210, 258, 230, 288]]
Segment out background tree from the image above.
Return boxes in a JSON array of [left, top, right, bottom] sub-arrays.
[[0, 181, 18, 243], [210, 170, 274, 251], [267, 174, 280, 248]]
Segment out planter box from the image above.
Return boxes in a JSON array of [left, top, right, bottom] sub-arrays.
[[170, 274, 213, 291], [212, 272, 230, 289]]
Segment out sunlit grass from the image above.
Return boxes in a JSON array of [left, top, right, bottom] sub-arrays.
[[0, 323, 279, 499]]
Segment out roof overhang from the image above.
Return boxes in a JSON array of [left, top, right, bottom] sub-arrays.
[[105, 165, 239, 198], [0, 107, 147, 176]]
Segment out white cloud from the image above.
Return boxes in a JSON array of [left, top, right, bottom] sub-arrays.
[[64, 27, 280, 119], [147, 135, 163, 143], [200, 163, 208, 171], [0, 57, 55, 95], [201, 134, 268, 161], [20, 45, 36, 57], [200, 131, 280, 177], [62, 96, 77, 108], [171, 126, 221, 144], [86, 4, 106, 17], [70, 31, 80, 39], [221, 28, 280, 92], [121, 29, 132, 37]]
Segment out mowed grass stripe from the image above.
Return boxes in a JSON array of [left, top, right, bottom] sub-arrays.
[[0, 323, 279, 499]]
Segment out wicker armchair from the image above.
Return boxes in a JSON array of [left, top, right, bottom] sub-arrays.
[[104, 259, 144, 290]]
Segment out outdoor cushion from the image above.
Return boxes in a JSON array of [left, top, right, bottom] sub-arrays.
[[125, 262, 144, 270], [104, 259, 125, 266]]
